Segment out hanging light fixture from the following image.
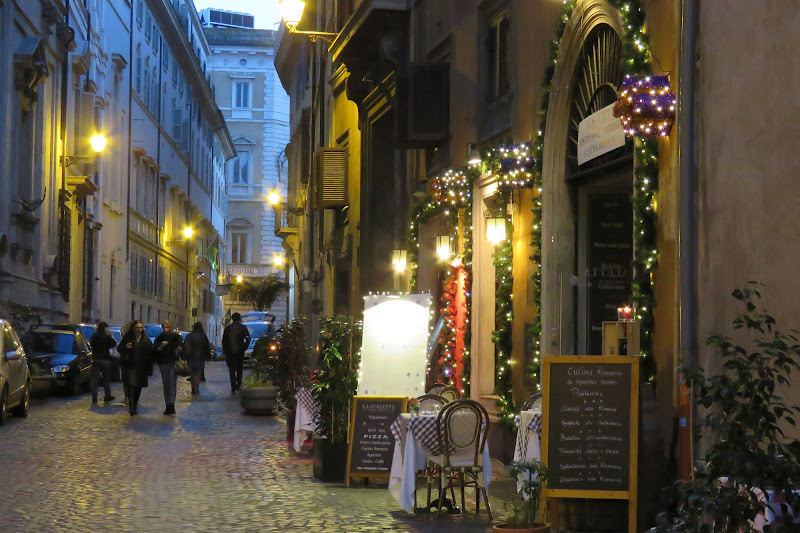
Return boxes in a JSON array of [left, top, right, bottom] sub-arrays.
[[467, 143, 482, 167], [392, 249, 408, 272], [486, 217, 506, 245], [436, 235, 452, 260]]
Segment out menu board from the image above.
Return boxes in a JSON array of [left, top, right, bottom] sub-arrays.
[[345, 396, 407, 486]]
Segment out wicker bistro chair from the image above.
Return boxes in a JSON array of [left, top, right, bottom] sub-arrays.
[[521, 393, 543, 411], [426, 399, 492, 518], [438, 385, 460, 403], [417, 393, 447, 412]]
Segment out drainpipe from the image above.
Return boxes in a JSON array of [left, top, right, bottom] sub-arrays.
[[678, 0, 699, 480], [126, 2, 134, 256]]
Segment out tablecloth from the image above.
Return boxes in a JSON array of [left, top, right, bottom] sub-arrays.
[[293, 388, 319, 452], [388, 413, 493, 512], [513, 410, 542, 496]]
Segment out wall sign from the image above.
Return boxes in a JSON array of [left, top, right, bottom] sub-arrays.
[[577, 103, 626, 165], [345, 396, 407, 486], [541, 356, 639, 533]]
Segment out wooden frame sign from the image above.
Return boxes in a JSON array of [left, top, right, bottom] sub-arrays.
[[345, 396, 407, 487], [540, 356, 640, 533]]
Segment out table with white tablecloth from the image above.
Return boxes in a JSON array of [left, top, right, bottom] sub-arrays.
[[513, 410, 542, 495], [387, 413, 493, 512], [293, 387, 319, 452]]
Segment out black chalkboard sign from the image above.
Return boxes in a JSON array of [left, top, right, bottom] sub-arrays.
[[540, 356, 639, 533], [345, 396, 407, 486]]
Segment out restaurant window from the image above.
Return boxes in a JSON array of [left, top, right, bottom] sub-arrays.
[[230, 232, 248, 264], [487, 13, 509, 101]]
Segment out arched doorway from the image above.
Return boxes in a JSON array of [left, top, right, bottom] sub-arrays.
[[541, 1, 632, 356]]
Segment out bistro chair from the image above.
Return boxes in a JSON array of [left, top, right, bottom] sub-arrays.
[[426, 399, 492, 518], [439, 385, 460, 402], [521, 392, 543, 411], [417, 393, 446, 412], [426, 383, 446, 395]]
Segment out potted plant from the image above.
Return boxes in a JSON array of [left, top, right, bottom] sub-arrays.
[[230, 273, 289, 313], [650, 283, 800, 532], [239, 335, 279, 415], [311, 315, 362, 482], [494, 459, 550, 533], [270, 317, 312, 441]]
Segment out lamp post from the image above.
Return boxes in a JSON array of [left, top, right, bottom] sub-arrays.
[[61, 132, 107, 167], [267, 189, 306, 216]]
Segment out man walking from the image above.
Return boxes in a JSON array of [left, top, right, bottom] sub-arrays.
[[222, 312, 250, 394], [89, 321, 117, 405], [153, 321, 182, 415]]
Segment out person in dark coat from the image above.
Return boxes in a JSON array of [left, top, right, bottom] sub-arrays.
[[89, 321, 117, 405], [152, 320, 183, 415], [184, 322, 210, 396], [117, 320, 153, 415], [222, 312, 250, 394]]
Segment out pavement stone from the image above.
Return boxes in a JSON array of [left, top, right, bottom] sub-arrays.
[[0, 362, 515, 532]]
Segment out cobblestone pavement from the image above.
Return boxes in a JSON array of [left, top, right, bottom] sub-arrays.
[[0, 363, 508, 532]]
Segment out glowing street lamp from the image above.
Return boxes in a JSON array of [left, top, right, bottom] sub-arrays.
[[273, 254, 285, 267], [279, 0, 338, 42], [392, 249, 407, 273], [90, 132, 107, 153], [486, 217, 506, 245], [436, 235, 452, 261], [182, 227, 194, 239], [236, 275, 244, 283], [267, 190, 281, 206]]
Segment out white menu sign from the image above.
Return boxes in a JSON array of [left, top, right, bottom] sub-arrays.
[[577, 103, 625, 165], [358, 294, 431, 397]]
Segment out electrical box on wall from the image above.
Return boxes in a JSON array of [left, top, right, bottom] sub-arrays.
[[601, 320, 640, 357]]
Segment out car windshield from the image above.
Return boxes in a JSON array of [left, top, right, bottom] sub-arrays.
[[23, 332, 77, 354], [145, 325, 162, 338], [242, 312, 275, 323], [79, 325, 95, 339], [246, 323, 271, 338]]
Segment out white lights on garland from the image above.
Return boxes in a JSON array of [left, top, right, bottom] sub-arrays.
[[487, 143, 535, 190], [614, 74, 676, 137]]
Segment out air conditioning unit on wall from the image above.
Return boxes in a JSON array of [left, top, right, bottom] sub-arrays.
[[315, 148, 348, 209]]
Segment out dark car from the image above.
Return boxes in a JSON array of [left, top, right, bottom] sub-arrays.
[[243, 321, 273, 365], [22, 329, 93, 395], [241, 312, 276, 324], [1, 319, 31, 424], [144, 324, 162, 344]]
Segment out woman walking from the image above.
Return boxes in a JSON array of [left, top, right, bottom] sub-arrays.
[[117, 320, 153, 415], [152, 321, 183, 415], [183, 322, 210, 396]]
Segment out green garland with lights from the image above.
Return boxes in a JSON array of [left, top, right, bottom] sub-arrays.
[[492, 204, 515, 427], [529, 0, 660, 384]]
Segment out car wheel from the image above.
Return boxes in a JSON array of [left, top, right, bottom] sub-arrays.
[[12, 382, 30, 418], [0, 386, 8, 425]]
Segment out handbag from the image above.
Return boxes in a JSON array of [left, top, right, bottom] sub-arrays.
[[174, 358, 191, 377]]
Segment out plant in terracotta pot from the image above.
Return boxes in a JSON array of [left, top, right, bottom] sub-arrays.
[[311, 315, 362, 482], [494, 459, 550, 533], [239, 335, 279, 415], [270, 317, 312, 440]]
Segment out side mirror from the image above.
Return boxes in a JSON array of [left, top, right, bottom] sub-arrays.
[[4, 350, 20, 361]]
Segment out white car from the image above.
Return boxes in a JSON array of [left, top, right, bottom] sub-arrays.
[[0, 319, 31, 424]]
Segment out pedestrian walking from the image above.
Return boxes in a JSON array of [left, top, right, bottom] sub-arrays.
[[222, 312, 250, 394], [152, 321, 183, 415], [117, 320, 153, 415], [89, 321, 117, 405], [183, 322, 210, 396]]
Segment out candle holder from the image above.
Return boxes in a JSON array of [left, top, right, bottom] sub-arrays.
[[617, 305, 636, 322]]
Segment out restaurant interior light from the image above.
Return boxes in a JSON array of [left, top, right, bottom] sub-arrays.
[[392, 249, 407, 273], [436, 235, 452, 260], [486, 217, 506, 245]]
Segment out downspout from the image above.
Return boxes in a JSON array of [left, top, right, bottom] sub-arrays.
[[60, 0, 72, 192], [126, 2, 134, 256], [678, 0, 699, 480]]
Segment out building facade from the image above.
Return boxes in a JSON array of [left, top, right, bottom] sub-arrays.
[[275, 0, 800, 525], [203, 14, 291, 324], [0, 0, 234, 344]]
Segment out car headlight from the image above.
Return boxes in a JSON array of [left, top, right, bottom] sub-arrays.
[[53, 365, 70, 373]]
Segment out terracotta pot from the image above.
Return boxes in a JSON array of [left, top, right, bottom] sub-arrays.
[[492, 523, 550, 533]]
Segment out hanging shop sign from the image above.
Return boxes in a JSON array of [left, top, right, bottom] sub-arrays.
[[577, 103, 626, 165]]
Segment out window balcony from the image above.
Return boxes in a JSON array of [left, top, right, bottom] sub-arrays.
[[227, 264, 281, 278], [274, 202, 299, 239]]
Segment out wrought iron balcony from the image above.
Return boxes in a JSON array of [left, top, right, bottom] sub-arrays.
[[274, 202, 299, 238]]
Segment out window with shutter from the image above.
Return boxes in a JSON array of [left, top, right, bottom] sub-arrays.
[[488, 13, 509, 101], [315, 148, 348, 208]]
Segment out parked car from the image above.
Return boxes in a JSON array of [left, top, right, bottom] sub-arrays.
[[243, 321, 274, 365], [105, 326, 124, 382], [34, 323, 96, 340], [22, 329, 93, 395], [0, 319, 31, 424], [241, 312, 276, 324], [144, 324, 162, 344]]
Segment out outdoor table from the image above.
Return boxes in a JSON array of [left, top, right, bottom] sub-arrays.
[[293, 387, 319, 452], [751, 487, 800, 531], [513, 409, 542, 495], [388, 412, 493, 512]]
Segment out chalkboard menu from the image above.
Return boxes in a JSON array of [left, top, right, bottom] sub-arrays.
[[543, 357, 638, 494], [346, 396, 407, 485]]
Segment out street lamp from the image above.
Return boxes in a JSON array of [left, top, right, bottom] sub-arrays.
[[182, 227, 193, 239], [166, 226, 194, 247], [279, 0, 339, 43], [392, 249, 407, 273], [273, 254, 285, 267], [236, 275, 244, 283], [436, 235, 452, 261], [266, 189, 306, 216], [61, 132, 107, 167], [486, 216, 507, 245]]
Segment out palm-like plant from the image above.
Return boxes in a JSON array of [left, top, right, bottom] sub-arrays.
[[230, 274, 289, 311]]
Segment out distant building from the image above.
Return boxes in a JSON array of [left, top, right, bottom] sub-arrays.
[[198, 8, 255, 29], [204, 21, 290, 323]]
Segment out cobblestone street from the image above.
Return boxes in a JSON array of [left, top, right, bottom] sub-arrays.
[[0, 363, 503, 532]]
